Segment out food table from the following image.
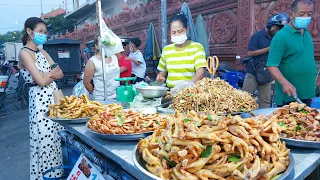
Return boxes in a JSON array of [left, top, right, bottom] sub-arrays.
[[60, 122, 320, 180], [51, 91, 320, 180]]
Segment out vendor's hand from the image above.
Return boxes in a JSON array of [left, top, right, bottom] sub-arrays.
[[171, 81, 195, 96], [156, 74, 165, 83], [282, 81, 297, 98]]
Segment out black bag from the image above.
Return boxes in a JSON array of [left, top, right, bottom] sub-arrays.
[[253, 61, 273, 84]]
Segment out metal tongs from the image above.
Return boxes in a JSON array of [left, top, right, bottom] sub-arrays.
[[295, 97, 304, 104], [292, 93, 303, 104]]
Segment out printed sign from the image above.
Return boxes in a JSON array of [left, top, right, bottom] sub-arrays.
[[67, 154, 104, 180], [58, 50, 70, 58]]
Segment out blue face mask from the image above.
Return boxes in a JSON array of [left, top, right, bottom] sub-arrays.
[[293, 15, 311, 29], [32, 32, 47, 46]]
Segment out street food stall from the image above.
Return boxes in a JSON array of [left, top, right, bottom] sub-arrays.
[[43, 1, 319, 179], [45, 78, 320, 180]]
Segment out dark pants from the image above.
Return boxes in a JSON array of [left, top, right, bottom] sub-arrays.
[[277, 98, 312, 107], [131, 74, 144, 84]]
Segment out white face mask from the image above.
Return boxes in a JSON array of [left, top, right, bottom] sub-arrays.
[[171, 33, 188, 45]]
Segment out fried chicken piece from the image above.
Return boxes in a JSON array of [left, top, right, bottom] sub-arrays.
[[196, 169, 226, 180], [172, 167, 199, 180], [261, 162, 286, 180]]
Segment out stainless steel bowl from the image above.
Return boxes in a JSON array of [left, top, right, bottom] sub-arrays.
[[135, 86, 168, 98]]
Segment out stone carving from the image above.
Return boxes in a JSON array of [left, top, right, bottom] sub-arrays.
[[212, 11, 237, 44], [237, 0, 253, 65], [64, 0, 320, 66], [262, 0, 292, 26]]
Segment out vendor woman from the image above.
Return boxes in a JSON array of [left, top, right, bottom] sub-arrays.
[[83, 34, 120, 101], [156, 14, 206, 95]]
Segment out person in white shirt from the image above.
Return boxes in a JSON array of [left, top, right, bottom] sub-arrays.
[[83, 34, 121, 101], [128, 38, 146, 83]]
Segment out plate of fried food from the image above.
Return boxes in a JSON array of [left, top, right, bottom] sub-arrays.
[[86, 108, 166, 141], [271, 102, 320, 149], [46, 94, 118, 124], [134, 111, 293, 180], [169, 78, 258, 115]]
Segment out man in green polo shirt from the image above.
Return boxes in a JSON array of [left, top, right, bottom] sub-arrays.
[[267, 0, 316, 106]]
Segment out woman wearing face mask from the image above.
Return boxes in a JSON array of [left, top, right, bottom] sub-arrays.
[[19, 17, 64, 179], [156, 14, 206, 95], [83, 34, 120, 101]]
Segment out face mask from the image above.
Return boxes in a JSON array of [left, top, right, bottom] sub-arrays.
[[32, 32, 47, 46], [171, 33, 188, 45], [293, 15, 311, 29]]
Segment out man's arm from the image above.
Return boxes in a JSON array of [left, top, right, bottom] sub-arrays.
[[267, 66, 296, 97], [267, 34, 297, 98], [247, 32, 269, 57], [248, 47, 269, 57]]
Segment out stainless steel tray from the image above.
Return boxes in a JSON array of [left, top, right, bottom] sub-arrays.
[[86, 124, 152, 141], [281, 137, 320, 149], [240, 108, 320, 149], [44, 113, 89, 124], [132, 141, 294, 180]]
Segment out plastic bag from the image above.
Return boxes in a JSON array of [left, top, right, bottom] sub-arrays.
[[72, 80, 93, 100], [100, 17, 123, 57], [171, 81, 195, 96]]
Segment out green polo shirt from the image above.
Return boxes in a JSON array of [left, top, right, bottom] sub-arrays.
[[267, 25, 316, 105]]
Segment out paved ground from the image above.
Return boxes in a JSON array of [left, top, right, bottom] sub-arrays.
[[0, 82, 76, 179]]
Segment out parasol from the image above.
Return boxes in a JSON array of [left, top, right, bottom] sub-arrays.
[[196, 14, 210, 58], [144, 23, 161, 73], [144, 23, 161, 61], [180, 2, 197, 42]]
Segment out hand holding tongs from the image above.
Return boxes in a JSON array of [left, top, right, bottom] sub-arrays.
[[206, 56, 219, 78], [292, 93, 303, 104]]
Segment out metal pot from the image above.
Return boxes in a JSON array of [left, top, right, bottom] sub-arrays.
[[135, 86, 169, 98]]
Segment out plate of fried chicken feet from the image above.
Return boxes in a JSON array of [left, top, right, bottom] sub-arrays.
[[46, 95, 121, 124], [134, 111, 293, 180], [271, 102, 320, 149]]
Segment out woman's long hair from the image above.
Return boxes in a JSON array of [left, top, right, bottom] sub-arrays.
[[21, 17, 46, 46], [94, 34, 100, 55]]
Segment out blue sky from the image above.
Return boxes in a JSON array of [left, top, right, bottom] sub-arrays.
[[0, 0, 86, 34]]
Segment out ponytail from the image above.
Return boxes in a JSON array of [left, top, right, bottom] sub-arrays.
[[22, 32, 29, 46], [94, 34, 100, 55]]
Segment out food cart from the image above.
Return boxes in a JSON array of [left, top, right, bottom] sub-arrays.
[[44, 1, 319, 179]]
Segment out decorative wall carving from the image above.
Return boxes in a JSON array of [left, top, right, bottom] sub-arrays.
[[236, 0, 254, 67], [212, 11, 237, 44], [65, 0, 320, 65]]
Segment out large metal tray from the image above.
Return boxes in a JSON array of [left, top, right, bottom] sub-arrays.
[[281, 137, 320, 149], [133, 143, 294, 180], [44, 113, 89, 124], [86, 123, 152, 141], [241, 108, 320, 149]]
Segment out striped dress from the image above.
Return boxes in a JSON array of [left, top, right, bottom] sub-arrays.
[[157, 41, 207, 88]]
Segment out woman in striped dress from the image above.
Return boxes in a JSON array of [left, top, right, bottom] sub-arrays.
[[156, 14, 206, 95]]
